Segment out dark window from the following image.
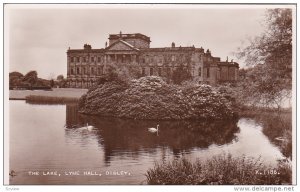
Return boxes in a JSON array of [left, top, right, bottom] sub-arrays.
[[167, 67, 171, 74], [98, 66, 104, 75], [98, 57, 101, 62], [198, 67, 201, 77], [77, 67, 80, 75], [142, 68, 146, 76], [83, 57, 86, 62], [71, 68, 74, 75], [135, 55, 139, 62], [71, 57, 74, 62], [83, 67, 86, 74], [91, 67, 94, 75], [77, 57, 80, 62], [207, 68, 210, 78], [180, 54, 184, 62], [91, 57, 94, 62], [164, 56, 167, 63], [150, 68, 153, 76], [158, 68, 162, 76]]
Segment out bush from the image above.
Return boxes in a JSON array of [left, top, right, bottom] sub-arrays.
[[78, 76, 237, 120], [146, 154, 292, 185]]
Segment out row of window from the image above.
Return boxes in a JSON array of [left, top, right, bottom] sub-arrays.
[[70, 66, 210, 78], [141, 55, 190, 64], [70, 56, 105, 63], [142, 67, 164, 76], [70, 55, 190, 63], [70, 66, 104, 75], [142, 67, 189, 76], [141, 67, 210, 77], [70, 55, 137, 63], [110, 55, 134, 63]]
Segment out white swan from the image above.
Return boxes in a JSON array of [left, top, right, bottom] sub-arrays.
[[148, 124, 159, 133], [86, 123, 94, 131], [275, 136, 286, 142]]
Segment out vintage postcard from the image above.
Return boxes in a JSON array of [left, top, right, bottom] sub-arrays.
[[4, 3, 296, 190]]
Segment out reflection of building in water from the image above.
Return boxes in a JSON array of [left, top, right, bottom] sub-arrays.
[[64, 107, 239, 164], [66, 104, 82, 127], [67, 32, 239, 88]]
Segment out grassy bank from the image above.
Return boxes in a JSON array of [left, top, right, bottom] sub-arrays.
[[9, 88, 87, 104], [25, 95, 79, 105], [238, 106, 292, 117], [146, 155, 292, 185], [9, 88, 88, 100]]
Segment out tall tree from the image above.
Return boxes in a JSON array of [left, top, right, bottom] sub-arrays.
[[235, 9, 292, 108], [171, 65, 192, 85], [23, 70, 38, 85], [97, 62, 142, 85], [57, 75, 64, 81]]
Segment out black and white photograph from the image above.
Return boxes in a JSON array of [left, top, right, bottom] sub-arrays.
[[3, 3, 296, 190]]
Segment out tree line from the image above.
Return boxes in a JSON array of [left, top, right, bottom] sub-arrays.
[[9, 70, 67, 90], [234, 9, 292, 109]]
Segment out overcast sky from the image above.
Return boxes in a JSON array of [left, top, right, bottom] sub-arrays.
[[7, 4, 269, 79]]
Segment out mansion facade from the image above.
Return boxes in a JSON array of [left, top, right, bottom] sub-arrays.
[[67, 32, 239, 88]]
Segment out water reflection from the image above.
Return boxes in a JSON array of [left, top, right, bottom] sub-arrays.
[[65, 104, 239, 163], [9, 101, 288, 184], [241, 112, 292, 159]]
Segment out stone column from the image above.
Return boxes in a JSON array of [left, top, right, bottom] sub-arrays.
[[67, 56, 70, 76]]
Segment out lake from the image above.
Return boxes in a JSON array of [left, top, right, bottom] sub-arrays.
[[9, 100, 289, 184]]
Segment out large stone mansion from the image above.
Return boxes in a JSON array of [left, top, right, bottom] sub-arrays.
[[67, 32, 239, 88]]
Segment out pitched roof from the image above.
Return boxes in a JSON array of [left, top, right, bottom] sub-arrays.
[[105, 39, 140, 51], [120, 40, 140, 51]]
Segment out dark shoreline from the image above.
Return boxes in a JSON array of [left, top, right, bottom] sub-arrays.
[[9, 98, 26, 100]]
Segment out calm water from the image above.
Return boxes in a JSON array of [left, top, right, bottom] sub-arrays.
[[9, 101, 286, 184]]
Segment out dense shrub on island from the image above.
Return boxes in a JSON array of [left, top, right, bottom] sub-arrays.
[[78, 76, 237, 120]]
